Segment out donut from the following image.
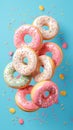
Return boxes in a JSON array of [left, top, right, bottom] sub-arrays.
[[37, 42, 63, 66], [33, 16, 59, 40], [15, 85, 39, 112], [4, 62, 31, 89], [33, 55, 55, 82], [14, 24, 42, 51], [13, 46, 38, 76], [31, 81, 58, 108]]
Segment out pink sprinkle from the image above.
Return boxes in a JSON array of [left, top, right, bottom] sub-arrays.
[[19, 119, 24, 125], [9, 51, 14, 56], [62, 42, 68, 49]]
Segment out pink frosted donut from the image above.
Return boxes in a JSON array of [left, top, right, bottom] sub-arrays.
[[33, 55, 55, 82], [31, 81, 58, 108], [14, 24, 42, 51], [33, 16, 59, 40], [15, 85, 39, 112], [13, 46, 37, 75], [37, 42, 63, 66]]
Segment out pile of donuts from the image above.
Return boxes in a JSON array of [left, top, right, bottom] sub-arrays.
[[4, 16, 63, 112]]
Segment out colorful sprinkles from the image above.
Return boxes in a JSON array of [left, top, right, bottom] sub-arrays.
[[1, 1, 72, 129]]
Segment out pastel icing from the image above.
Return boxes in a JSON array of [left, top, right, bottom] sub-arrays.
[[4, 62, 31, 88], [31, 81, 58, 108]]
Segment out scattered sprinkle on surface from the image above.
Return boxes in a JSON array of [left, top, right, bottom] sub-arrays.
[[9, 51, 14, 56], [62, 42, 68, 49], [9, 108, 16, 114], [60, 91, 67, 96], [59, 74, 64, 80], [39, 5, 44, 11], [19, 119, 24, 125]]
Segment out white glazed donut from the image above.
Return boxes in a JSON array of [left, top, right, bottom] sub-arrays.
[[13, 46, 38, 76], [33, 16, 59, 40], [33, 55, 55, 82]]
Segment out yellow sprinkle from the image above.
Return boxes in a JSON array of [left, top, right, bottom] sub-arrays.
[[9, 108, 16, 114], [39, 5, 44, 11], [59, 74, 64, 80], [60, 91, 67, 96]]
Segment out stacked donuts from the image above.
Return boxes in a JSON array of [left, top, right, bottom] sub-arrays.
[[4, 16, 63, 112]]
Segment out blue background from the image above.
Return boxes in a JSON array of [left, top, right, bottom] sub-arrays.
[[0, 0, 73, 130]]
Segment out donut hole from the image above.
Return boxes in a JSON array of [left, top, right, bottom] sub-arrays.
[[13, 71, 20, 78], [43, 91, 50, 98], [30, 78, 36, 85], [23, 57, 28, 64], [24, 34, 32, 44], [26, 94, 31, 101], [42, 25, 49, 30], [46, 52, 52, 58], [40, 66, 44, 73]]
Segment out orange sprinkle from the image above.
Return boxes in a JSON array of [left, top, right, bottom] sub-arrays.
[[59, 74, 64, 80], [60, 91, 67, 96]]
